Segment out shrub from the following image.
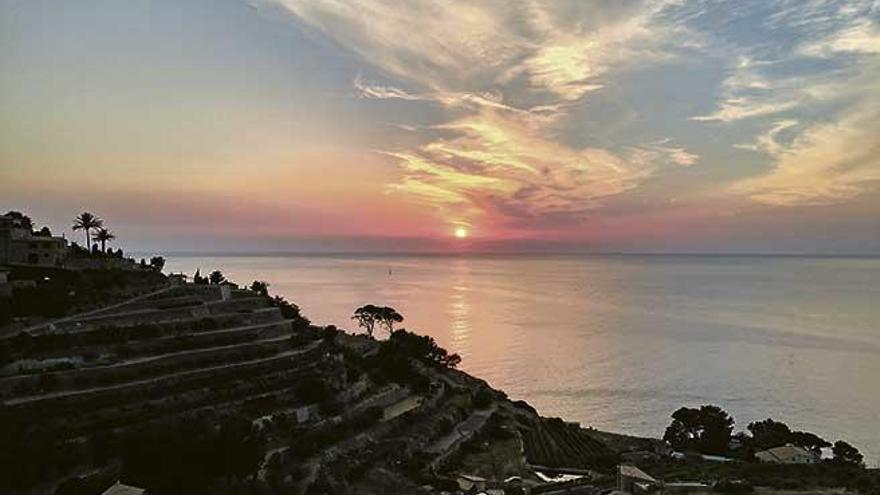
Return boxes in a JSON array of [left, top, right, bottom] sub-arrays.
[[296, 377, 331, 404], [715, 479, 754, 493], [271, 296, 311, 327], [380, 329, 461, 369], [473, 388, 494, 409]]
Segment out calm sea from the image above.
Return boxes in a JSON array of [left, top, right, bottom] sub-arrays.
[[164, 254, 880, 464]]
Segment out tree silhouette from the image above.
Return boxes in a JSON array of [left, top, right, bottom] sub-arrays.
[[832, 440, 863, 466], [250, 280, 270, 296], [352, 305, 378, 336], [3, 211, 33, 231], [209, 270, 225, 285], [72, 212, 103, 248], [377, 306, 404, 334], [352, 305, 404, 337], [790, 430, 831, 456], [663, 405, 734, 455], [745, 418, 831, 455], [149, 256, 165, 272], [93, 228, 115, 252], [747, 418, 792, 450]]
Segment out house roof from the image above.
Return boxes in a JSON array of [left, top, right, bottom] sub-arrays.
[[101, 481, 145, 495], [101, 481, 146, 495], [619, 464, 658, 484], [756, 444, 816, 462]]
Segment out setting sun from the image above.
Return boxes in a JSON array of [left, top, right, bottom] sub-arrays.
[[454, 226, 469, 239]]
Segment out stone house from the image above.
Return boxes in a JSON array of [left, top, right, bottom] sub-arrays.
[[0, 214, 67, 267]]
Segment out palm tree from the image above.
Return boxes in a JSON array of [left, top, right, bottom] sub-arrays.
[[93, 228, 115, 253], [72, 212, 103, 249]]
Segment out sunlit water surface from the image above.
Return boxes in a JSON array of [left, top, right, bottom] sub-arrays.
[[164, 254, 880, 464]]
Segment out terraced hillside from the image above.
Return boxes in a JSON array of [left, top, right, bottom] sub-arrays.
[[523, 417, 615, 469], [0, 283, 329, 493], [0, 277, 627, 495]]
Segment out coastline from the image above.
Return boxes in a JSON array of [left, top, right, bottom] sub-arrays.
[[161, 252, 880, 466], [1, 263, 877, 495]]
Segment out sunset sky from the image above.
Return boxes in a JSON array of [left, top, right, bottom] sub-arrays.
[[2, 0, 878, 253]]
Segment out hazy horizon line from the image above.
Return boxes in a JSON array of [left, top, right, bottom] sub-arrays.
[[135, 250, 880, 259]]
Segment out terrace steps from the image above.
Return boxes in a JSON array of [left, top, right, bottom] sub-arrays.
[[53, 362, 327, 440], [5, 340, 323, 409]]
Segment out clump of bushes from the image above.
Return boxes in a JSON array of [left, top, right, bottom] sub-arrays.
[[270, 296, 311, 328], [714, 479, 754, 493], [473, 388, 494, 409], [380, 329, 461, 369]]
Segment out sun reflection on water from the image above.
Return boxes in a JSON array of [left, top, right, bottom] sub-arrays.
[[448, 259, 472, 350]]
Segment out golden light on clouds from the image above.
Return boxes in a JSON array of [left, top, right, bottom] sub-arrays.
[[270, 0, 716, 237], [731, 103, 880, 206]]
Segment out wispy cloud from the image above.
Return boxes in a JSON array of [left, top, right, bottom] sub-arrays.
[[692, 57, 818, 123], [353, 75, 423, 101], [690, 0, 880, 205], [693, 2, 878, 123], [644, 139, 700, 167], [692, 98, 800, 123], [734, 119, 800, 155], [801, 17, 880, 57], [516, 0, 692, 100], [268, 1, 527, 91], [354, 75, 569, 130], [731, 104, 880, 206]]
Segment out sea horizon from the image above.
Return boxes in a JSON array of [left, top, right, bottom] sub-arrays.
[[145, 251, 880, 259]]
